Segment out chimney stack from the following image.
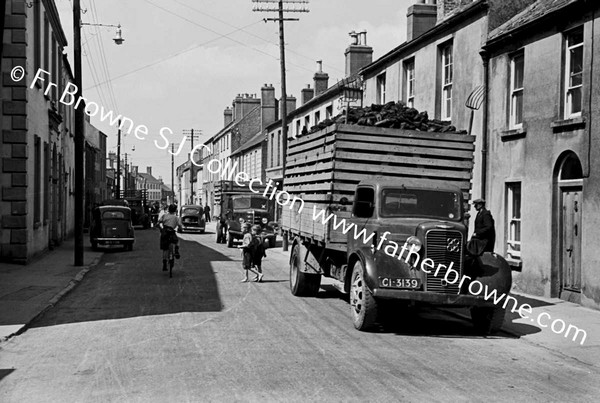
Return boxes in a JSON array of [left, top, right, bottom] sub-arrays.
[[407, 0, 437, 41], [224, 107, 233, 126], [301, 84, 315, 105], [286, 95, 297, 114], [438, 0, 469, 22], [232, 93, 261, 121], [146, 166, 152, 176], [261, 84, 277, 128], [345, 30, 373, 77], [313, 60, 329, 96]]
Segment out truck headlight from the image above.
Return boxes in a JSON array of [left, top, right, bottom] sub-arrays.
[[406, 236, 422, 252], [238, 217, 244, 223], [262, 217, 268, 224]]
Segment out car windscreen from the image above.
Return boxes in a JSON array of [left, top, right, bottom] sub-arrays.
[[380, 188, 461, 220], [182, 208, 200, 215], [232, 197, 268, 210], [101, 210, 128, 219]]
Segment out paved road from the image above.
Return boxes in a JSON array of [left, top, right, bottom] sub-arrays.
[[1, 229, 599, 402]]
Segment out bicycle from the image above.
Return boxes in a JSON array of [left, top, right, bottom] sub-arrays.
[[161, 226, 179, 278], [166, 241, 176, 278]]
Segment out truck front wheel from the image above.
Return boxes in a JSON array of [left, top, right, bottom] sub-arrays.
[[470, 306, 505, 334], [350, 261, 378, 331], [289, 243, 320, 297]]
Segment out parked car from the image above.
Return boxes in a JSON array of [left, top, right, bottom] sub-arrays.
[[90, 205, 135, 251], [178, 205, 206, 234]]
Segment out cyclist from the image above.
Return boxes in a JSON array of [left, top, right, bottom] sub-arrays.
[[158, 204, 182, 272]]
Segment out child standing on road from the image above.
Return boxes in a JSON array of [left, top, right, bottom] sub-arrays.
[[239, 223, 260, 282], [251, 225, 266, 282]]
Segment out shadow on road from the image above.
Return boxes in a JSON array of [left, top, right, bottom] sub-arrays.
[[29, 230, 230, 329], [0, 369, 15, 382], [319, 284, 536, 338]]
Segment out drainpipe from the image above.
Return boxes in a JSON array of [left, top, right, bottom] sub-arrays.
[[479, 49, 490, 199], [586, 7, 595, 178]]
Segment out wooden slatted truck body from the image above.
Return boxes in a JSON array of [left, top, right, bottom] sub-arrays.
[[281, 124, 511, 332]]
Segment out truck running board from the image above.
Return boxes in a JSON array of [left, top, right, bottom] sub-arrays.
[[330, 279, 347, 294]]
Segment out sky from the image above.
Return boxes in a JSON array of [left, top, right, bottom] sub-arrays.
[[55, 0, 413, 183]]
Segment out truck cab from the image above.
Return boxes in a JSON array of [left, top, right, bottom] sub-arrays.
[[225, 194, 277, 248], [344, 179, 510, 331]]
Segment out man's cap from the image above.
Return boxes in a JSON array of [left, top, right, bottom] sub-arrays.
[[243, 222, 252, 229], [472, 198, 486, 204], [252, 224, 262, 232]]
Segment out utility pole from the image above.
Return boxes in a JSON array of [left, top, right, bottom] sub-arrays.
[[253, 0, 309, 252], [123, 153, 131, 195], [183, 129, 201, 205], [171, 143, 179, 205], [253, 0, 309, 180], [73, 0, 84, 266], [116, 119, 121, 199]]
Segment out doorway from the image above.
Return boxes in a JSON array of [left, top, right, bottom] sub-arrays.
[[555, 153, 583, 302]]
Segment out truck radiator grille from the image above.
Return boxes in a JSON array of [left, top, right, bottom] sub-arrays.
[[425, 229, 463, 295]]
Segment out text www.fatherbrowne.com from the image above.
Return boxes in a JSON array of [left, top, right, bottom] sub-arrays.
[[309, 207, 587, 345]]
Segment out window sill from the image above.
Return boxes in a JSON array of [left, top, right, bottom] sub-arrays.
[[501, 126, 527, 141], [551, 116, 586, 132], [506, 258, 522, 272]]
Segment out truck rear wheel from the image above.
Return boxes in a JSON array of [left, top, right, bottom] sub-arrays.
[[470, 306, 505, 334], [289, 243, 321, 297], [350, 261, 378, 331]]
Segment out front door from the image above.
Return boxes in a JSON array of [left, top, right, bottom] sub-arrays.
[[560, 187, 582, 295]]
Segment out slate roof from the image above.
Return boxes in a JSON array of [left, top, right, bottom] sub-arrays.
[[138, 172, 161, 184], [488, 0, 579, 41], [230, 130, 264, 156]]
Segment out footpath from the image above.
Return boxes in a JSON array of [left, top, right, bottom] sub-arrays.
[[0, 238, 102, 342], [1, 224, 598, 369]]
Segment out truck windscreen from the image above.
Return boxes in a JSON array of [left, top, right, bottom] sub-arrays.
[[380, 188, 461, 220], [232, 197, 269, 210]]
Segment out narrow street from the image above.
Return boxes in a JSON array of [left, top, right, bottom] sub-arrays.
[[1, 227, 598, 402]]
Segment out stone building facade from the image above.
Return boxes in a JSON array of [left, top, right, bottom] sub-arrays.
[[484, 0, 600, 309], [1, 0, 77, 262]]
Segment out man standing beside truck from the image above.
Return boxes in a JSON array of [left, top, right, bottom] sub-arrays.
[[471, 199, 496, 253]]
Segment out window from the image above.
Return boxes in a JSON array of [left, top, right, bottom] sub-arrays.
[[441, 43, 453, 120], [34, 136, 41, 224], [376, 73, 386, 104], [564, 27, 584, 118], [510, 51, 525, 128], [270, 132, 275, 167], [304, 115, 310, 132], [353, 187, 375, 218], [506, 183, 522, 261], [44, 142, 50, 223], [277, 130, 281, 166], [315, 111, 321, 125], [43, 14, 49, 73], [326, 105, 333, 119], [51, 35, 57, 101], [295, 120, 301, 137], [404, 59, 415, 108], [34, 2, 41, 73]]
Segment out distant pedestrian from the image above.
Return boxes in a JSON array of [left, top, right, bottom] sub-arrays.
[[238, 223, 260, 282], [204, 203, 211, 222], [251, 224, 266, 282], [468, 198, 496, 255]]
